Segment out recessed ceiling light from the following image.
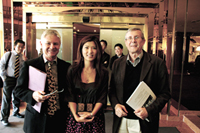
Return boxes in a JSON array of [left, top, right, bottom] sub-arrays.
[[196, 46, 200, 51]]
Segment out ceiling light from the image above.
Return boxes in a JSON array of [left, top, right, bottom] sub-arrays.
[[93, 23, 100, 25], [196, 46, 200, 51]]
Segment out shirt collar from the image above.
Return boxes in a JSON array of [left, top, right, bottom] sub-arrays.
[[13, 51, 21, 56], [43, 55, 57, 64], [127, 50, 143, 67], [117, 55, 121, 58]]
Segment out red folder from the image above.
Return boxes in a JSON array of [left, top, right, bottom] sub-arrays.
[[28, 66, 46, 113]]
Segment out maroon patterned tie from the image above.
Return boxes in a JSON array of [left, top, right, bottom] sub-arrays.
[[46, 61, 58, 115]]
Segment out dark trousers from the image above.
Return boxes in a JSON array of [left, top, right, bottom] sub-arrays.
[[1, 76, 20, 121], [45, 109, 67, 133]]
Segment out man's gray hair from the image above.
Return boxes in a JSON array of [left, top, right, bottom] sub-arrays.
[[125, 27, 145, 40], [41, 29, 61, 41]]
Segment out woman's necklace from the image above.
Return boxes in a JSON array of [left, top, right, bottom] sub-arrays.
[[85, 70, 92, 83], [82, 68, 96, 83]]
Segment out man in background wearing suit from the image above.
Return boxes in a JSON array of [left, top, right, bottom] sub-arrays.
[[110, 43, 124, 70], [100, 39, 110, 68], [109, 28, 171, 133], [14, 29, 71, 133]]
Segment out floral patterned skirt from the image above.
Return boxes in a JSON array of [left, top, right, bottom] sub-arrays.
[[65, 111, 105, 133]]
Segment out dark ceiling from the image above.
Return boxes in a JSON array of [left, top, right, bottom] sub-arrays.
[[63, 0, 200, 38], [11, 0, 200, 38]]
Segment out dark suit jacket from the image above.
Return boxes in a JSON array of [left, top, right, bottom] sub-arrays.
[[110, 54, 124, 70], [109, 50, 171, 133], [14, 55, 71, 133], [101, 52, 110, 68], [0, 76, 3, 88]]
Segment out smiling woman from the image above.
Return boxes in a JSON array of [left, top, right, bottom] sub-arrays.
[[82, 41, 97, 62], [66, 35, 109, 133]]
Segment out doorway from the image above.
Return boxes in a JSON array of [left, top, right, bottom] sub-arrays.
[[72, 23, 100, 61]]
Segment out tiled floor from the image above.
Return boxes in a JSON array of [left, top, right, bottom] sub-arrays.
[[159, 99, 200, 133], [1, 100, 200, 133], [160, 120, 194, 133]]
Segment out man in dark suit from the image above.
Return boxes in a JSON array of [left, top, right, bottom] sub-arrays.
[[0, 76, 2, 88], [100, 39, 110, 68], [14, 29, 71, 133], [109, 28, 171, 133], [110, 43, 124, 70]]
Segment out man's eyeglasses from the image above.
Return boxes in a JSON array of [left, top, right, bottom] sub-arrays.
[[125, 36, 141, 41], [44, 88, 64, 96]]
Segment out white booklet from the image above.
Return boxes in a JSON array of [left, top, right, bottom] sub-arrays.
[[126, 81, 156, 111]]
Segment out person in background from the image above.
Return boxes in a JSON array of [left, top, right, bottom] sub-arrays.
[[0, 73, 3, 88], [109, 28, 171, 133], [66, 35, 108, 132], [100, 39, 110, 68], [14, 29, 71, 133], [110, 43, 124, 70], [4, 48, 9, 53], [0, 39, 26, 126]]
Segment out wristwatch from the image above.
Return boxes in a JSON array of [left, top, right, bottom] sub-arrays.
[[90, 112, 94, 118]]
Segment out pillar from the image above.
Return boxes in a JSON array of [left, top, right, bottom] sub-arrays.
[[162, 0, 169, 61], [153, 6, 159, 55], [0, 0, 4, 58], [174, 32, 190, 73]]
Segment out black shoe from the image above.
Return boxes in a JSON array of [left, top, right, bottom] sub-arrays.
[[13, 113, 25, 118], [1, 120, 9, 126]]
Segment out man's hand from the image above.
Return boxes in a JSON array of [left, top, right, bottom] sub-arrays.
[[114, 104, 128, 118], [134, 107, 148, 120], [32, 91, 49, 103], [22, 49, 28, 61]]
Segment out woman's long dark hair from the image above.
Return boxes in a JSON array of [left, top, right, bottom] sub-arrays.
[[72, 35, 103, 84]]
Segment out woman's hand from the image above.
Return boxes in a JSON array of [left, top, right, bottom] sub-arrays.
[[74, 112, 94, 123]]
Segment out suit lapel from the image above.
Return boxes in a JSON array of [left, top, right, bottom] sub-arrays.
[[57, 58, 61, 78], [140, 51, 151, 81], [120, 55, 128, 89], [34, 56, 45, 72], [56, 58, 62, 91]]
